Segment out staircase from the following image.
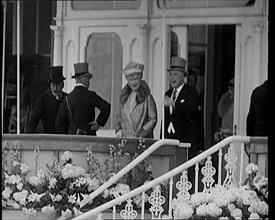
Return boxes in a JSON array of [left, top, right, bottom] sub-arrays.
[[72, 136, 268, 220], [2, 135, 268, 220]]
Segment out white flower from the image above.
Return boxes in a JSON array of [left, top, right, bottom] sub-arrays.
[[28, 175, 44, 186], [61, 151, 74, 162], [50, 193, 62, 202], [173, 202, 193, 219], [12, 161, 20, 167], [37, 169, 45, 178], [87, 177, 100, 192], [2, 199, 7, 207], [22, 207, 37, 217], [16, 182, 23, 191], [56, 194, 62, 202], [68, 194, 76, 204], [231, 208, 242, 219], [205, 202, 222, 217], [12, 202, 20, 209], [61, 208, 72, 219], [41, 205, 55, 216], [20, 163, 29, 174], [13, 189, 28, 205], [102, 189, 110, 198], [116, 183, 130, 195], [73, 207, 83, 217], [248, 212, 260, 219], [4, 174, 21, 185], [246, 163, 259, 174], [190, 192, 209, 207], [48, 177, 57, 189], [2, 187, 13, 199]]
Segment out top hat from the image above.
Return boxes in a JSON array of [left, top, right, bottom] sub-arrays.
[[72, 62, 93, 79], [122, 62, 144, 77], [49, 66, 66, 83], [167, 56, 187, 74]]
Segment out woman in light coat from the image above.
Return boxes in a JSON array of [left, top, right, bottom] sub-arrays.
[[115, 62, 157, 138]]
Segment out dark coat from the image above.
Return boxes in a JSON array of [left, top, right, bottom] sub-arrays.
[[246, 80, 268, 136], [164, 83, 199, 157], [55, 85, 111, 135], [26, 89, 67, 134]]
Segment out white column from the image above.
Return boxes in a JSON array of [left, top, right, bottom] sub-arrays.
[[139, 24, 150, 83], [50, 25, 64, 66], [253, 24, 263, 84]]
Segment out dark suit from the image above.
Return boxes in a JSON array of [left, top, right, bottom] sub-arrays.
[[55, 85, 111, 135], [246, 80, 268, 136], [26, 89, 67, 134], [164, 83, 199, 194], [164, 83, 199, 158]]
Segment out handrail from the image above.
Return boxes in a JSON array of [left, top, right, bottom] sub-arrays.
[[79, 139, 189, 208], [73, 136, 257, 220]]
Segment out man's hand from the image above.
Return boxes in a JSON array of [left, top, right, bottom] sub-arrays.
[[164, 95, 175, 107], [89, 121, 100, 131]]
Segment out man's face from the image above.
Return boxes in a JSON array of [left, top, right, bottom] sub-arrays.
[[187, 75, 197, 88], [169, 69, 185, 89], [50, 82, 64, 97], [126, 72, 142, 91]]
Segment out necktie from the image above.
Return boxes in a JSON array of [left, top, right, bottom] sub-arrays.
[[172, 89, 177, 102]]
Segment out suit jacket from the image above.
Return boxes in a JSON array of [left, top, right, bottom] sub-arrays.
[[164, 83, 199, 157], [55, 85, 111, 135], [246, 80, 268, 136], [26, 89, 67, 134]]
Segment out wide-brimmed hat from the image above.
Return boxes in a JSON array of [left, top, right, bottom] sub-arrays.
[[122, 62, 144, 77], [72, 62, 93, 79], [167, 56, 187, 74], [49, 66, 66, 83]]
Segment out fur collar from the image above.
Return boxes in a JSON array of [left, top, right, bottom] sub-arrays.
[[120, 80, 151, 105]]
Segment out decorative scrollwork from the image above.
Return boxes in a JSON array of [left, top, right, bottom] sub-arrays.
[[223, 146, 237, 188], [175, 170, 192, 202], [120, 199, 137, 219], [201, 156, 216, 193], [149, 185, 165, 219]]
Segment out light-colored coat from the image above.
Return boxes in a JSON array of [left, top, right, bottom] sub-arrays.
[[115, 80, 157, 138]]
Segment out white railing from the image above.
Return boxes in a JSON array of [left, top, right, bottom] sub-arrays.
[[78, 139, 190, 208], [73, 136, 259, 220]]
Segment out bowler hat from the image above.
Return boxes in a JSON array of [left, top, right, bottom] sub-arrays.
[[122, 62, 144, 77], [49, 66, 66, 83], [72, 62, 93, 79], [167, 56, 187, 74]]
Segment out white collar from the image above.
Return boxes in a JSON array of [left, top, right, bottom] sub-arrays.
[[174, 83, 184, 94], [76, 83, 86, 88]]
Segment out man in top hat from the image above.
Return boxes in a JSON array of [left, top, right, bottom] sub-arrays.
[[164, 56, 200, 159], [55, 62, 110, 135], [25, 66, 67, 133]]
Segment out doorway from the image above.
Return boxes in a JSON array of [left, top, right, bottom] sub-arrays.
[[171, 24, 236, 150]]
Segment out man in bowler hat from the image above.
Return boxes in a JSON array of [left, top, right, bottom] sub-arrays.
[[26, 66, 67, 133], [55, 62, 110, 135]]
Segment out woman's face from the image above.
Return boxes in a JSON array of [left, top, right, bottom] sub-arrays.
[[126, 72, 142, 91]]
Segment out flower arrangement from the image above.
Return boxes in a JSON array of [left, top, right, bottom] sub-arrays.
[[171, 163, 268, 220], [2, 139, 154, 219]]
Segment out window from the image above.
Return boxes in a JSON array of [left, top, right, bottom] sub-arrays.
[[86, 33, 123, 130], [72, 0, 141, 11]]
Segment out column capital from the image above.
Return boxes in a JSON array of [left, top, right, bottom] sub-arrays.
[[137, 23, 151, 36], [50, 25, 64, 33], [253, 23, 264, 34]]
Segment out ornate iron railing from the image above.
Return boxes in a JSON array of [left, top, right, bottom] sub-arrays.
[[72, 136, 268, 220]]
